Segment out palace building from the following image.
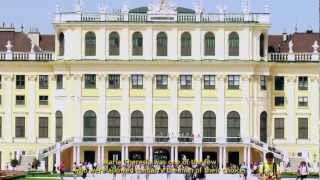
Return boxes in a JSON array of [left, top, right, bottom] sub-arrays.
[[0, 0, 319, 172]]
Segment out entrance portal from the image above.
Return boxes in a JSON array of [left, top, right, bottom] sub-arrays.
[[84, 151, 95, 164], [228, 152, 239, 166]]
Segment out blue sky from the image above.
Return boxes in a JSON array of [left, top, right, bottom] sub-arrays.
[[0, 0, 318, 34]]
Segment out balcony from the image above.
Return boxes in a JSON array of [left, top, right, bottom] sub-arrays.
[[268, 52, 319, 62], [0, 51, 54, 61]]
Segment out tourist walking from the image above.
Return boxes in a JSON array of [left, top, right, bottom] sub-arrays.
[[59, 161, 65, 180], [258, 152, 280, 180], [297, 161, 308, 180]]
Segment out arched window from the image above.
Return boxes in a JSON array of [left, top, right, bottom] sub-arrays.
[[204, 32, 215, 56], [155, 111, 169, 142], [229, 32, 239, 56], [181, 32, 192, 56], [179, 110, 193, 142], [131, 110, 144, 142], [85, 32, 96, 56], [132, 32, 143, 56], [83, 110, 97, 141], [260, 111, 267, 143], [108, 110, 121, 142], [55, 111, 63, 142], [203, 111, 216, 142], [58, 32, 64, 56], [157, 32, 167, 56], [109, 32, 120, 56], [260, 34, 265, 57], [227, 111, 240, 142]]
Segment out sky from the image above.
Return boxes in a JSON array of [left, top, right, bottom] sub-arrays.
[[0, 0, 318, 34]]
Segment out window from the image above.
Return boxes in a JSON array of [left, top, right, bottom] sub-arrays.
[[0, 75, 2, 89], [298, 118, 308, 139], [298, 76, 308, 90], [83, 111, 97, 141], [260, 112, 267, 143], [181, 32, 191, 56], [109, 32, 120, 56], [156, 75, 168, 89], [204, 32, 215, 56], [39, 117, 48, 138], [227, 111, 241, 142], [85, 32, 96, 56], [229, 32, 239, 56], [55, 111, 63, 142], [204, 75, 215, 89], [155, 111, 169, 142], [131, 75, 143, 89], [132, 32, 143, 56], [180, 75, 192, 89], [39, 75, 48, 89], [39, 96, 48, 105], [108, 110, 121, 142], [203, 111, 216, 142], [260, 76, 267, 90], [15, 117, 25, 138], [298, 97, 308, 107], [16, 75, 25, 89], [58, 32, 65, 56], [16, 95, 25, 105], [274, 118, 284, 139], [131, 110, 144, 142], [179, 111, 193, 142], [84, 74, 96, 89], [157, 32, 167, 56], [228, 75, 240, 89], [108, 74, 120, 89], [260, 34, 265, 57], [275, 96, 285, 106], [56, 74, 63, 89], [274, 76, 284, 91]]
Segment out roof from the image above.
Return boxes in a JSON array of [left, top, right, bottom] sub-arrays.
[[128, 6, 195, 14], [0, 30, 55, 52], [268, 32, 320, 53]]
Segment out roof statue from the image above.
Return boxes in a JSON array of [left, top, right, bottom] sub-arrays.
[[241, 0, 250, 13], [99, 0, 107, 13], [216, 4, 228, 13], [312, 41, 319, 53], [5, 41, 13, 53], [193, 0, 203, 14], [74, 0, 83, 13], [289, 40, 294, 53], [148, 0, 176, 14]]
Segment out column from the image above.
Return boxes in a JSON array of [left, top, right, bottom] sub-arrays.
[[73, 146, 77, 164], [144, 75, 153, 143], [194, 75, 202, 143], [223, 146, 227, 168], [149, 146, 153, 161], [170, 75, 178, 143], [195, 146, 199, 161], [241, 75, 251, 139], [243, 146, 247, 165], [101, 146, 105, 166], [174, 146, 178, 161], [310, 77, 319, 145], [3, 75, 13, 142], [146, 146, 149, 160], [286, 76, 296, 143], [76, 146, 80, 165], [97, 146, 101, 165], [170, 146, 175, 161], [121, 146, 125, 164], [73, 75, 82, 139], [55, 143, 61, 165], [28, 75, 37, 143], [125, 146, 129, 161], [247, 146, 251, 167], [216, 75, 225, 142], [121, 75, 130, 143], [199, 146, 203, 161], [219, 146, 223, 170], [97, 74, 106, 143]]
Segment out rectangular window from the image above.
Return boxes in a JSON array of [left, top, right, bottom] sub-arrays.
[[0, 75, 2, 89], [228, 75, 240, 90], [108, 74, 120, 89], [39, 96, 48, 105], [39, 117, 48, 138], [180, 75, 192, 89], [131, 75, 143, 89], [39, 75, 48, 89], [260, 76, 267, 90], [298, 118, 308, 139], [84, 74, 96, 89], [274, 118, 284, 139], [298, 76, 308, 90], [56, 74, 63, 89], [16, 75, 25, 89], [275, 96, 285, 106], [0, 116, 2, 138], [16, 95, 25, 105], [15, 117, 25, 138], [156, 75, 168, 89], [298, 97, 308, 107], [274, 76, 284, 91], [204, 75, 216, 89]]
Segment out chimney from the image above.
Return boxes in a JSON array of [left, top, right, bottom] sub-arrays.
[[282, 32, 288, 42], [28, 26, 40, 47]]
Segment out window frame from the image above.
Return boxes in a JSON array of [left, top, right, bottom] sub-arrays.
[[108, 74, 120, 89], [56, 74, 63, 89], [39, 117, 49, 138], [16, 95, 25, 105], [203, 75, 216, 89], [156, 75, 168, 89], [274, 118, 285, 139], [39, 95, 49, 106], [298, 118, 308, 139], [15, 117, 25, 138], [16, 75, 25, 89], [39, 75, 49, 89], [274, 76, 284, 91], [84, 74, 97, 89], [298, 96, 308, 107], [228, 75, 240, 90], [260, 75, 267, 90], [180, 75, 192, 89], [298, 76, 308, 91], [275, 96, 285, 107], [131, 74, 144, 89]]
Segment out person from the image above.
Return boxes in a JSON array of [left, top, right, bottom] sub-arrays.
[[297, 161, 308, 180], [259, 152, 280, 180], [196, 164, 206, 180], [59, 161, 65, 180], [240, 162, 248, 180]]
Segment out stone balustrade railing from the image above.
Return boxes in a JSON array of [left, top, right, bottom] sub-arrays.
[[0, 51, 54, 61], [268, 52, 319, 62], [55, 11, 270, 24]]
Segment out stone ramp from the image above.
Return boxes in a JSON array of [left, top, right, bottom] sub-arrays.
[[66, 174, 260, 180]]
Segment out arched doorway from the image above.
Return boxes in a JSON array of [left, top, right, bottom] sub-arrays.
[[153, 149, 170, 162]]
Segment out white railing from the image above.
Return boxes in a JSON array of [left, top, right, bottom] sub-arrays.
[[268, 52, 319, 62], [0, 51, 54, 61], [55, 12, 270, 24]]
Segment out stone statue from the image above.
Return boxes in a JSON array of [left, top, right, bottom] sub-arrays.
[[5, 41, 13, 53], [312, 41, 319, 53], [288, 40, 294, 53]]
